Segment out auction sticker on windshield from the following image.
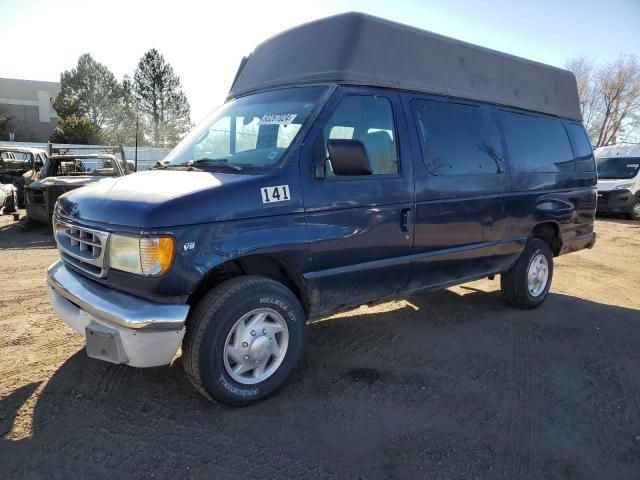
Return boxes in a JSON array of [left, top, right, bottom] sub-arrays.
[[261, 114, 297, 125], [261, 185, 290, 203]]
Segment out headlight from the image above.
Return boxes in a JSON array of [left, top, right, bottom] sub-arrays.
[[108, 234, 175, 276], [614, 183, 634, 190]]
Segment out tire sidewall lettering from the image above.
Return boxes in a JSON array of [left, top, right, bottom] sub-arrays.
[[219, 374, 259, 397], [259, 296, 297, 322]]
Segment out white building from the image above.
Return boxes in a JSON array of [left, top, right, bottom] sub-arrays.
[[0, 78, 60, 142]]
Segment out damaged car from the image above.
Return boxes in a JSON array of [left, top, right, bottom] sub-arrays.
[[26, 154, 125, 226], [0, 147, 48, 207], [0, 183, 18, 217]]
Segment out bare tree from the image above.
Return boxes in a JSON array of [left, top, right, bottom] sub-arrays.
[[566, 55, 640, 146]]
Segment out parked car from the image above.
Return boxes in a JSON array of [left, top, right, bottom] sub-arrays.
[[26, 154, 124, 226], [0, 183, 18, 216], [45, 13, 596, 406], [595, 144, 640, 220], [0, 147, 48, 207]]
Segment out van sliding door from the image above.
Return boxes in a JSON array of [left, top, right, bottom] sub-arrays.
[[404, 96, 513, 290]]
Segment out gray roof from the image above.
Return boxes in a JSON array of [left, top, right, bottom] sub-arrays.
[[228, 12, 581, 121]]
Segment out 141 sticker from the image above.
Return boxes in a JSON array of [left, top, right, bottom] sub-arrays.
[[261, 185, 290, 203]]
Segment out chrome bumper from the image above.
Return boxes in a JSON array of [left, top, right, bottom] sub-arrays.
[[47, 260, 190, 367], [47, 260, 189, 330]]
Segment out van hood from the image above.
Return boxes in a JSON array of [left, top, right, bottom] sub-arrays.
[[56, 170, 260, 228], [597, 178, 638, 192]]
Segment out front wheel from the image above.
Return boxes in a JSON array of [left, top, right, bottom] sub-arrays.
[[629, 200, 640, 221], [501, 238, 553, 309], [182, 276, 306, 406]]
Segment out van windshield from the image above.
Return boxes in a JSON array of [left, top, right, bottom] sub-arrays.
[[162, 86, 328, 172], [596, 157, 640, 179]]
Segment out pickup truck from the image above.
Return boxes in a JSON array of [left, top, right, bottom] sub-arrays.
[[26, 154, 125, 226]]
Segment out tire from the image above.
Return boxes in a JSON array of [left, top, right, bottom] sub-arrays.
[[500, 238, 553, 310], [629, 200, 640, 221], [182, 275, 306, 406]]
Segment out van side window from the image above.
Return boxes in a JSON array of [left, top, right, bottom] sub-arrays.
[[500, 111, 575, 173], [411, 100, 502, 175], [565, 123, 596, 171], [323, 95, 398, 175]]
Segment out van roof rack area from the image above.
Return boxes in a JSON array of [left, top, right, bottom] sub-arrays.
[[228, 12, 581, 121]]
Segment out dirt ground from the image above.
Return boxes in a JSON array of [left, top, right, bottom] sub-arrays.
[[1, 213, 639, 480]]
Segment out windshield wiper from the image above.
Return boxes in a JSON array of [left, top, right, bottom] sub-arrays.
[[191, 159, 243, 172], [161, 164, 204, 171]]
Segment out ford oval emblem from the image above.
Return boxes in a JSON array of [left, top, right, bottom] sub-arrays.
[[68, 204, 79, 216]]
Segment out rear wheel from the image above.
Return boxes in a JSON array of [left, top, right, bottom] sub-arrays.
[[501, 238, 553, 309], [182, 276, 305, 406], [629, 200, 640, 221]]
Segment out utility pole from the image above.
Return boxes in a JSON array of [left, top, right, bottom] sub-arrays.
[[134, 109, 139, 172]]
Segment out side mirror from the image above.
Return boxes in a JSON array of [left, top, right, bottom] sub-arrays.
[[327, 139, 372, 176]]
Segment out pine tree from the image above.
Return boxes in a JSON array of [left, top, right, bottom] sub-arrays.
[[105, 76, 142, 145], [50, 115, 101, 144], [134, 49, 192, 148]]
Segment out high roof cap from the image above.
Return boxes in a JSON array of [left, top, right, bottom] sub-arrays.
[[229, 12, 581, 121]]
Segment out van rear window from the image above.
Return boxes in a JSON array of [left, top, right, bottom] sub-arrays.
[[565, 123, 596, 172], [412, 100, 503, 175], [500, 111, 574, 173]]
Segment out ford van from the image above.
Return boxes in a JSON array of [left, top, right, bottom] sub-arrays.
[[45, 13, 597, 405]]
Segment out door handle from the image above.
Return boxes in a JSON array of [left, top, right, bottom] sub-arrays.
[[400, 208, 412, 236]]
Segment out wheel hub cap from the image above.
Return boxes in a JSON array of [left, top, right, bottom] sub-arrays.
[[223, 308, 289, 385], [249, 336, 272, 362], [527, 253, 549, 297]]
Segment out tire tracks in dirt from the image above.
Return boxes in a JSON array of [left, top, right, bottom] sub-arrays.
[[501, 314, 538, 480], [598, 321, 640, 429]]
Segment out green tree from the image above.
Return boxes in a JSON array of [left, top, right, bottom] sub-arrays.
[[50, 115, 101, 144], [134, 49, 191, 148], [104, 76, 142, 145], [52, 53, 122, 144]]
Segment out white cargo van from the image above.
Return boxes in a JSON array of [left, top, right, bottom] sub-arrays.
[[595, 144, 640, 220]]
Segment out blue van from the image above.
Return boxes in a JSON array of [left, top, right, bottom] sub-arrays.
[[46, 13, 596, 405]]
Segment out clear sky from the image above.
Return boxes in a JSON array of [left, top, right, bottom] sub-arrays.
[[1, 0, 639, 122]]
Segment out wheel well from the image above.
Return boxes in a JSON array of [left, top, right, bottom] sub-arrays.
[[188, 255, 308, 312], [531, 222, 561, 256]]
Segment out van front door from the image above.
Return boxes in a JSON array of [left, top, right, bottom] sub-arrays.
[[301, 88, 414, 316], [404, 96, 511, 290]]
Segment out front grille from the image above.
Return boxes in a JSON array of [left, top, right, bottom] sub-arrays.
[[28, 189, 44, 204], [54, 222, 109, 278]]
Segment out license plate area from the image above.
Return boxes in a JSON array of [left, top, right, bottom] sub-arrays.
[[85, 324, 128, 364]]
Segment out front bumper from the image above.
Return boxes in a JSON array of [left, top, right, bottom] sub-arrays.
[[597, 189, 637, 213], [26, 201, 50, 225], [47, 260, 190, 367]]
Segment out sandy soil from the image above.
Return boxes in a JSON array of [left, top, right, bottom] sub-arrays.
[[1, 212, 639, 479]]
